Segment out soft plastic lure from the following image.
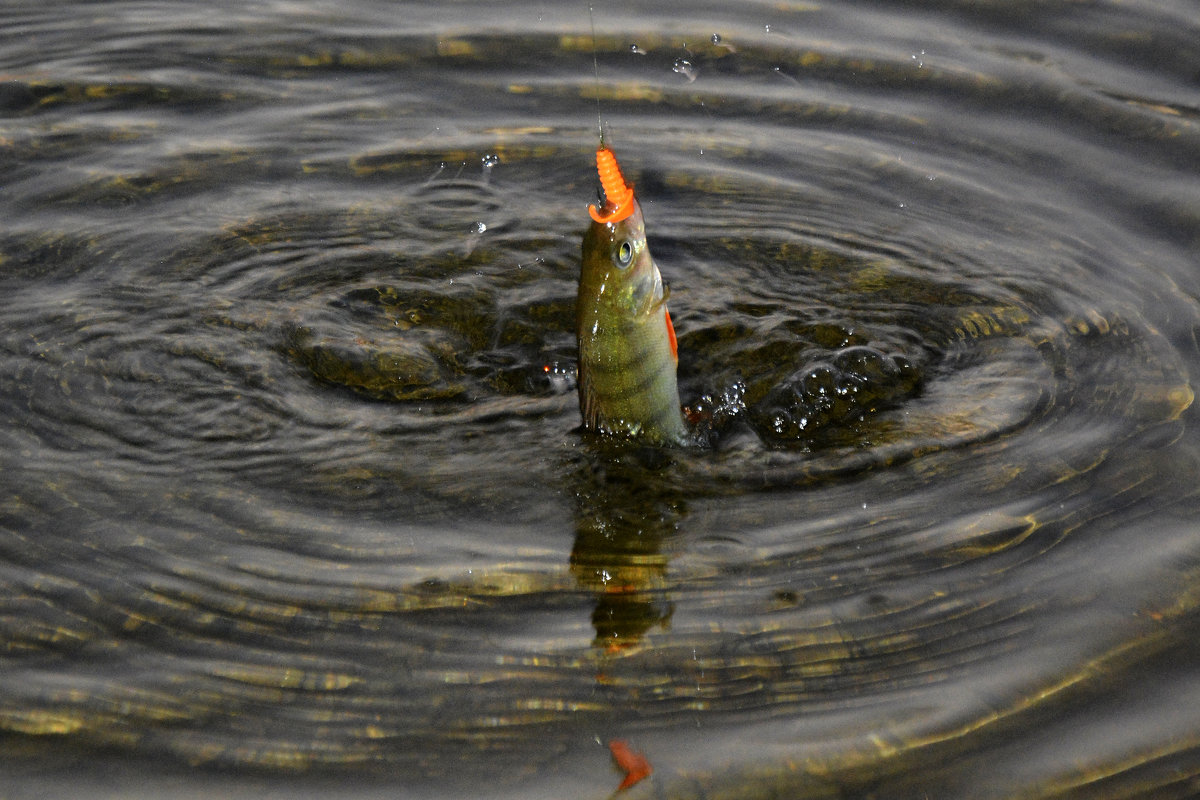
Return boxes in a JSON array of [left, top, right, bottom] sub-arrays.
[[589, 146, 635, 224], [577, 145, 689, 445]]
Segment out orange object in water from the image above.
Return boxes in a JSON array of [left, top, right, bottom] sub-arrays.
[[589, 146, 635, 224], [664, 308, 678, 362], [608, 738, 653, 791]]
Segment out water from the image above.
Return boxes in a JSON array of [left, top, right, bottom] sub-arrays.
[[2, 1, 1199, 798]]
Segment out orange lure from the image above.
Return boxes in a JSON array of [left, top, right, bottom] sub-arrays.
[[589, 146, 636, 224]]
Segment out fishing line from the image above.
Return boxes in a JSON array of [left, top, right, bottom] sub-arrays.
[[588, 3, 604, 146]]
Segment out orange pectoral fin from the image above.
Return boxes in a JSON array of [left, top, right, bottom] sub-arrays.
[[665, 308, 678, 364]]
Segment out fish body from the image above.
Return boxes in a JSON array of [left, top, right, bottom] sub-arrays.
[[577, 146, 689, 445]]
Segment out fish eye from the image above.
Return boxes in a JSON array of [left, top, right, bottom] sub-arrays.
[[615, 240, 634, 268]]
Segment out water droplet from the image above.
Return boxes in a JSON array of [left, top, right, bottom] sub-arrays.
[[540, 361, 576, 394], [710, 32, 736, 53], [423, 162, 447, 185], [629, 43, 646, 55], [470, 221, 487, 234], [672, 57, 697, 82], [772, 66, 800, 85], [481, 153, 499, 169], [911, 49, 926, 69]]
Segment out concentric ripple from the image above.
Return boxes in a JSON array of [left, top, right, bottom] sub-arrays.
[[1, 2, 1199, 799]]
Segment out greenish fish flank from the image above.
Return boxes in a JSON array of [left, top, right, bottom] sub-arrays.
[[577, 146, 690, 445]]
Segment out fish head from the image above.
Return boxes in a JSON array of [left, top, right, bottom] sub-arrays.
[[581, 146, 662, 315], [581, 196, 664, 316]]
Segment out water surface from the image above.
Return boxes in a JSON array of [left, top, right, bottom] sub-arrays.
[[2, 2, 1200, 798]]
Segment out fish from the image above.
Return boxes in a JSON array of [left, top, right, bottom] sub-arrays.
[[577, 145, 691, 445]]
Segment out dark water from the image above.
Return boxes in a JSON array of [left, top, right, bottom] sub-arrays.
[[2, 2, 1200, 798]]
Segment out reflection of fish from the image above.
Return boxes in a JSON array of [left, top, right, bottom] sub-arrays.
[[577, 145, 689, 445]]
